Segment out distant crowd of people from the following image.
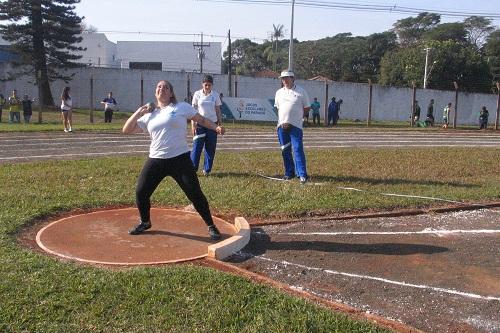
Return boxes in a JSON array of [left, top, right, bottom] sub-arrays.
[[302, 96, 343, 127], [412, 99, 490, 130], [0, 90, 35, 124]]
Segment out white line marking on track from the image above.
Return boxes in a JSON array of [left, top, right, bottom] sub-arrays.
[[337, 186, 465, 203], [252, 180, 467, 203], [257, 173, 326, 185], [252, 255, 500, 301], [255, 229, 500, 236]]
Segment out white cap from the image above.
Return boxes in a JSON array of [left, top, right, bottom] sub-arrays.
[[279, 70, 295, 78]]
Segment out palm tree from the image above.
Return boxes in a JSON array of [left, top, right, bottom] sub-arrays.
[[271, 24, 284, 71]]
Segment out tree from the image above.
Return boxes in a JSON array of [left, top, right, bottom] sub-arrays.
[[392, 12, 441, 45], [81, 21, 98, 34], [294, 32, 396, 83], [222, 39, 268, 75], [423, 23, 467, 43], [484, 29, 500, 82], [270, 23, 284, 71], [380, 40, 492, 92], [464, 16, 495, 48], [0, 0, 84, 106]]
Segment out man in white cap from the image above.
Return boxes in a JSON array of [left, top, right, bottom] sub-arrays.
[[274, 69, 311, 184]]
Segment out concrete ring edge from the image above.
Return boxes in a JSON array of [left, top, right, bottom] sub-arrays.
[[207, 216, 250, 260]]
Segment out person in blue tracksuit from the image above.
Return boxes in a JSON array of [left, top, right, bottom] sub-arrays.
[[327, 97, 338, 126], [190, 75, 222, 176]]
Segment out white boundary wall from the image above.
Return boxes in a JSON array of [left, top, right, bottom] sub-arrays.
[[0, 65, 496, 125]]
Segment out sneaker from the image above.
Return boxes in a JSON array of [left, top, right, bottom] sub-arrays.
[[282, 175, 293, 180], [128, 221, 151, 235], [208, 225, 221, 241], [68, 127, 72, 132], [202, 170, 209, 176], [300, 176, 309, 184], [64, 129, 68, 133]]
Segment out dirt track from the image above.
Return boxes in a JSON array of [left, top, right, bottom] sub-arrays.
[[228, 208, 500, 333], [1, 128, 499, 163]]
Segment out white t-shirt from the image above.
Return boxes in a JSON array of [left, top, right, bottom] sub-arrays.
[[137, 102, 197, 159], [274, 84, 310, 129], [61, 96, 72, 110], [192, 89, 221, 123]]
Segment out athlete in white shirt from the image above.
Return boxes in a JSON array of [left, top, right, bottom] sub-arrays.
[[122, 80, 225, 240], [190, 75, 223, 176], [274, 70, 311, 183], [60, 86, 73, 132]]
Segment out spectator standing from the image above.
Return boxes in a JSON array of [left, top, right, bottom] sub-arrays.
[[8, 90, 21, 123], [327, 97, 337, 127], [60, 87, 73, 132], [335, 98, 343, 125], [413, 100, 421, 124], [101, 91, 117, 123], [442, 102, 451, 129], [274, 70, 311, 184], [303, 102, 310, 127], [310, 97, 321, 126], [0, 93, 5, 123], [122, 80, 224, 240], [22, 95, 33, 123], [425, 99, 435, 127], [479, 106, 489, 130], [190, 75, 222, 176]]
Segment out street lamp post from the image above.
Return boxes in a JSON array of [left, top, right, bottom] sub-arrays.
[[423, 47, 431, 89], [288, 0, 295, 71]]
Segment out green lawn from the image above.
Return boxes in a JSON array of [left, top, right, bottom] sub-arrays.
[[0, 139, 499, 332]]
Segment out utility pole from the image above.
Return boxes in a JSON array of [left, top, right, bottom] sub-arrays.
[[495, 82, 499, 130], [89, 73, 94, 123], [228, 29, 232, 97], [411, 81, 416, 127], [453, 82, 459, 129], [193, 32, 210, 74], [367, 79, 373, 126], [37, 70, 43, 123], [288, 0, 295, 71], [423, 47, 431, 89]]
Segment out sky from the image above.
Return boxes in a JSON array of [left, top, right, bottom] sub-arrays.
[[75, 0, 500, 50]]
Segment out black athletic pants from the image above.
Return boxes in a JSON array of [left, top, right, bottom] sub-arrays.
[[104, 109, 113, 123], [136, 153, 214, 226]]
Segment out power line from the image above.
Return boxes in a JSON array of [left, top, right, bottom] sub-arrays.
[[97, 30, 267, 42], [194, 0, 500, 18]]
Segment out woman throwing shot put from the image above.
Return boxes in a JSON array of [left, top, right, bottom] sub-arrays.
[[122, 80, 225, 240]]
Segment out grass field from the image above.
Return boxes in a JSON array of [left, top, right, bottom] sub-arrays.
[[1, 143, 499, 332]]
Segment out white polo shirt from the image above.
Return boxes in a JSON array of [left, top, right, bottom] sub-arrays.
[[137, 102, 197, 159], [274, 84, 310, 129], [192, 89, 221, 123]]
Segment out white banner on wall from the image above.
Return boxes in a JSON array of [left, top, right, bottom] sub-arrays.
[[223, 97, 278, 122]]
